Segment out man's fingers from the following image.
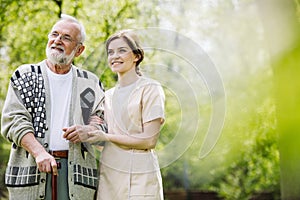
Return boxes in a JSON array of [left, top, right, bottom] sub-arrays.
[[38, 163, 50, 173], [36, 152, 57, 173], [62, 126, 76, 138], [51, 160, 58, 176], [71, 138, 81, 143], [89, 116, 103, 124], [64, 131, 76, 140], [69, 134, 79, 143]]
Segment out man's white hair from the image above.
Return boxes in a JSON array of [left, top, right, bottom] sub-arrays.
[[59, 14, 86, 43]]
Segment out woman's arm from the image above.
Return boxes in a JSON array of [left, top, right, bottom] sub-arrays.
[[108, 118, 162, 149], [81, 118, 163, 150]]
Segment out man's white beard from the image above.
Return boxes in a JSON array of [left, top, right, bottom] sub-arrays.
[[46, 44, 77, 65]]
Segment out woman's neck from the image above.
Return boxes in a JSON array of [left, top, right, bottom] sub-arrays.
[[118, 70, 140, 87]]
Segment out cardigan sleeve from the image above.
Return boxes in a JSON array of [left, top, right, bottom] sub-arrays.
[[1, 74, 35, 146]]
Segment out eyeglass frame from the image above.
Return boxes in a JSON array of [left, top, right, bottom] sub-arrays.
[[48, 31, 82, 44]]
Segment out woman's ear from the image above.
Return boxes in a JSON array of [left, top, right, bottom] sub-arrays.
[[134, 54, 140, 62]]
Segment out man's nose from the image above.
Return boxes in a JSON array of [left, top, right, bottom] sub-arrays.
[[53, 35, 63, 43]]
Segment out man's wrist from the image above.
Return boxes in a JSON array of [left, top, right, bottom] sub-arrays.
[[21, 132, 47, 158]]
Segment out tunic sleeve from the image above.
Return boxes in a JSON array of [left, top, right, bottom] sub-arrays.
[[141, 81, 165, 124]]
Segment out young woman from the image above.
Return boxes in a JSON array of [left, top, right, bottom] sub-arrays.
[[80, 30, 165, 199]]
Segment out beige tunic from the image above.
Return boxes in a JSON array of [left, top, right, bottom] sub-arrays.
[[97, 77, 165, 200]]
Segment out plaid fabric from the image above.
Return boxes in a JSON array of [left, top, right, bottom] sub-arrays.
[[80, 88, 96, 125], [5, 166, 40, 186], [73, 164, 98, 189], [11, 65, 46, 138]]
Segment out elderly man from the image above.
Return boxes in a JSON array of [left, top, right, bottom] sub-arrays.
[[1, 14, 105, 199]]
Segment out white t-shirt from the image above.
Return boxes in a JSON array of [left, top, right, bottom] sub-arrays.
[[47, 67, 72, 150]]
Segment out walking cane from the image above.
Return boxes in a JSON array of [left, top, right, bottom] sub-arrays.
[[52, 161, 61, 200]]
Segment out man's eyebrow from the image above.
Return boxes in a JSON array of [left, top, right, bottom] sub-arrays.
[[50, 31, 72, 36]]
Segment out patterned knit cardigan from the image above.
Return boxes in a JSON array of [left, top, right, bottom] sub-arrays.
[[1, 60, 105, 200]]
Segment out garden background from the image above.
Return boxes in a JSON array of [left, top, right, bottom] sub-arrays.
[[0, 0, 299, 199]]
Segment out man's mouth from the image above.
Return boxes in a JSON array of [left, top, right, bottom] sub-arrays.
[[51, 45, 64, 53]]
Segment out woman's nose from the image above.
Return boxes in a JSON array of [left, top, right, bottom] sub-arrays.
[[110, 52, 120, 58]]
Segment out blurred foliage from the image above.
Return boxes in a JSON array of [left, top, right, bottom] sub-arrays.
[[208, 99, 280, 200], [157, 2, 281, 199], [274, 37, 300, 199], [160, 67, 280, 199], [0, 137, 8, 199]]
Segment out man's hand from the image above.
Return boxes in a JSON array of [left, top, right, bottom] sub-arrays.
[[35, 151, 58, 175], [89, 115, 104, 124], [63, 125, 95, 143], [63, 115, 106, 143], [20, 133, 58, 175]]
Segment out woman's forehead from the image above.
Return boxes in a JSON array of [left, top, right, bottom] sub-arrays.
[[108, 38, 130, 48]]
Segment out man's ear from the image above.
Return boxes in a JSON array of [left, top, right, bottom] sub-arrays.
[[75, 45, 85, 57]]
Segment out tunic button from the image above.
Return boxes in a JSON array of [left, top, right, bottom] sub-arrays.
[[45, 126, 49, 130], [43, 143, 48, 148], [41, 178, 46, 183], [39, 194, 44, 198]]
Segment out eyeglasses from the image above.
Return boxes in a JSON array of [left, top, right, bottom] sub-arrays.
[[48, 32, 77, 43]]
